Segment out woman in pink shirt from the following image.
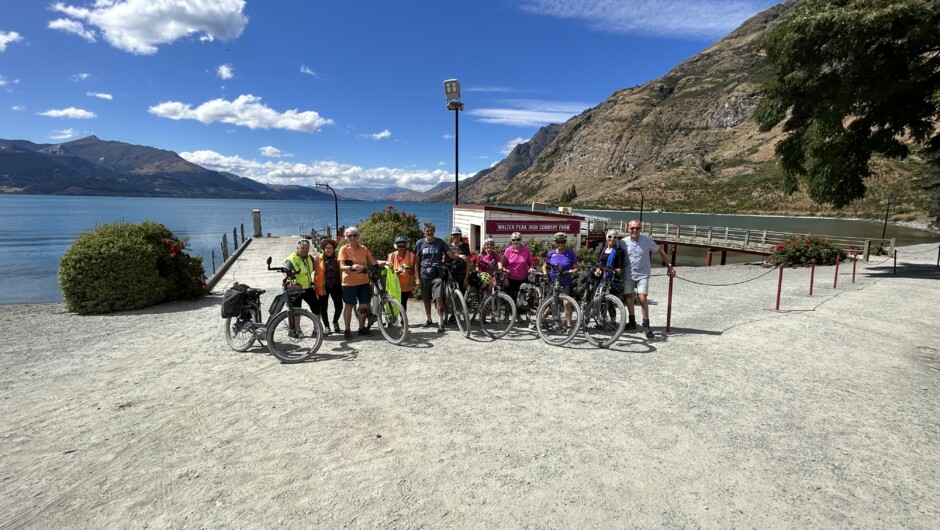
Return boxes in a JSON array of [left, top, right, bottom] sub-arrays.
[[501, 231, 533, 304]]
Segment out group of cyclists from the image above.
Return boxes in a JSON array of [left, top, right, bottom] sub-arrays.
[[282, 219, 676, 344]]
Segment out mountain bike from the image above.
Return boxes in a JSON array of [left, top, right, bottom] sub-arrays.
[[516, 269, 548, 329], [580, 263, 626, 348], [476, 268, 517, 339], [535, 264, 582, 346], [222, 257, 324, 363], [362, 264, 409, 345], [440, 261, 471, 337]]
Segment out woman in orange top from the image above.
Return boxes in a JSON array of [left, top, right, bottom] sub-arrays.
[[338, 226, 384, 340], [387, 235, 416, 310]]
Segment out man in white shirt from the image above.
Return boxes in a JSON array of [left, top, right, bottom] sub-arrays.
[[621, 220, 676, 339]]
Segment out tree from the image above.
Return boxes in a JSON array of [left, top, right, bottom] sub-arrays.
[[754, 0, 940, 210]]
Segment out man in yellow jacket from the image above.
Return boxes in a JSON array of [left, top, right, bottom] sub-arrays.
[[284, 239, 320, 326]]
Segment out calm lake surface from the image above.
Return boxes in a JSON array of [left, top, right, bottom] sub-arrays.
[[1, 195, 937, 305]]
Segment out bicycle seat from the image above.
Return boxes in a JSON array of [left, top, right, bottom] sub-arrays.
[[246, 288, 265, 296]]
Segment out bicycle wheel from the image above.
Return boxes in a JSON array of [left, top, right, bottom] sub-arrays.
[[583, 294, 626, 348], [223, 306, 261, 352], [376, 296, 408, 345], [536, 294, 581, 346], [480, 292, 516, 339], [465, 284, 482, 321], [265, 309, 323, 363], [450, 288, 471, 337]]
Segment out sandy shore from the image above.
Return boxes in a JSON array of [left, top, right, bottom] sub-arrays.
[[1, 240, 938, 528]]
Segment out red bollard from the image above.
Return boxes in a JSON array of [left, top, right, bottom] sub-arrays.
[[705, 249, 713, 266], [809, 259, 816, 296], [666, 273, 674, 333], [852, 252, 857, 283], [893, 250, 897, 275], [775, 265, 783, 311], [833, 255, 840, 289]]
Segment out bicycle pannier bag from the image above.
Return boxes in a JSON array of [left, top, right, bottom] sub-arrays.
[[516, 282, 534, 311], [221, 283, 249, 318], [269, 294, 286, 316]]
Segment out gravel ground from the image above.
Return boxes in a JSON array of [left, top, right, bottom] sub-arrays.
[[1, 239, 938, 529]]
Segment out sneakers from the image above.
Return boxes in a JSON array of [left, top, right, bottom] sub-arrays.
[[644, 327, 655, 340], [437, 324, 446, 333], [446, 314, 456, 325], [625, 321, 637, 331], [288, 330, 303, 339], [343, 329, 352, 340], [423, 320, 435, 328], [333, 322, 341, 333], [358, 329, 372, 337]]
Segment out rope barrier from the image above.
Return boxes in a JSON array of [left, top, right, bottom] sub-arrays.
[[669, 266, 779, 287]]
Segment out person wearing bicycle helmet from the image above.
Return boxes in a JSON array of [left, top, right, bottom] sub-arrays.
[[544, 232, 579, 326], [472, 237, 502, 294], [338, 226, 384, 340], [501, 231, 533, 306], [387, 235, 416, 310], [284, 238, 320, 333], [414, 222, 463, 333]]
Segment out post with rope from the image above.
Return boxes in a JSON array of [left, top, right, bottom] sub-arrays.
[[775, 265, 783, 311], [809, 259, 815, 296], [852, 252, 857, 283], [833, 255, 840, 289], [666, 273, 674, 332], [893, 250, 897, 275]]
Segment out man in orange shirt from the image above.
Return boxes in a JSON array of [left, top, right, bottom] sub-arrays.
[[338, 226, 384, 340]]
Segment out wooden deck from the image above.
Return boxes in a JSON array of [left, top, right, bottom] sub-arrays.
[[610, 221, 895, 262]]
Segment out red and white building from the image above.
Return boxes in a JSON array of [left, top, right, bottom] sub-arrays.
[[451, 205, 607, 251]]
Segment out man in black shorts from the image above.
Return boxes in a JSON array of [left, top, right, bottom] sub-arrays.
[[414, 222, 463, 333]]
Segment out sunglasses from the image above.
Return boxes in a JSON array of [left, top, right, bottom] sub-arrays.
[[511, 239, 521, 242], [347, 234, 359, 238], [628, 227, 641, 231], [396, 243, 406, 248]]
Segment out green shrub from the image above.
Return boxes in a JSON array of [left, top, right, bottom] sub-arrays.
[[58, 221, 207, 314], [353, 205, 423, 258], [768, 234, 848, 267]]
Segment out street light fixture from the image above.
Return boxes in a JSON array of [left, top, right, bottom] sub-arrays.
[[315, 182, 339, 237], [881, 194, 895, 240], [444, 78, 463, 205], [629, 186, 645, 224]]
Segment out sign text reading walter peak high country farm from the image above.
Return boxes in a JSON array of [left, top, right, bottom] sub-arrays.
[[485, 220, 581, 234]]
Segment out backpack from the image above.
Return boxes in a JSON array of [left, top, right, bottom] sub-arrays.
[[221, 283, 249, 318], [516, 282, 536, 311]]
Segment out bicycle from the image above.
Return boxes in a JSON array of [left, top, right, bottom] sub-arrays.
[[535, 264, 582, 346], [466, 268, 517, 339], [580, 262, 627, 348], [222, 257, 324, 363], [516, 269, 548, 329], [362, 264, 409, 345], [440, 261, 471, 337]]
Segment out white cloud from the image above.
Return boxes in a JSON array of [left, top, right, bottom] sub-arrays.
[[0, 31, 24, 52], [180, 150, 452, 191], [520, 0, 778, 39], [87, 91, 113, 100], [500, 137, 528, 155], [12, 105, 25, 111], [49, 128, 79, 140], [49, 0, 248, 55], [442, 134, 454, 140], [71, 73, 92, 81], [217, 64, 234, 79], [361, 129, 391, 140], [259, 146, 292, 158], [148, 94, 334, 132], [0, 75, 7, 87], [469, 99, 589, 127], [48, 18, 97, 42], [466, 86, 514, 93], [299, 65, 319, 78], [38, 107, 97, 119]]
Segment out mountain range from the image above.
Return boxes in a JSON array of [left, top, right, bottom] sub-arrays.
[[1, 0, 932, 221]]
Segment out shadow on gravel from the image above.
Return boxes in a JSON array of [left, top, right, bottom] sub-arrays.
[[91, 295, 221, 317], [660, 327, 723, 336], [865, 263, 940, 280]]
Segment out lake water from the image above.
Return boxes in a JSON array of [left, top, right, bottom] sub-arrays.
[[2, 195, 937, 305]]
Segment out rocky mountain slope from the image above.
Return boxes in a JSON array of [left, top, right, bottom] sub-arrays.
[[439, 0, 931, 222]]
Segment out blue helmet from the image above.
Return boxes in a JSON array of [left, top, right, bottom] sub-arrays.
[[394, 235, 408, 244]]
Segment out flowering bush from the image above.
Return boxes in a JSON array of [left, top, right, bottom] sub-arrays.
[[353, 205, 423, 256], [59, 221, 207, 314], [768, 234, 848, 267]]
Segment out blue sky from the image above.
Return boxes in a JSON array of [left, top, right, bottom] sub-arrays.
[[0, 0, 779, 191]]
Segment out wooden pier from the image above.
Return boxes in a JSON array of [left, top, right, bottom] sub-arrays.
[[613, 221, 895, 263]]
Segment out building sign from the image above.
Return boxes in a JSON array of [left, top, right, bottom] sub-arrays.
[[485, 220, 580, 234]]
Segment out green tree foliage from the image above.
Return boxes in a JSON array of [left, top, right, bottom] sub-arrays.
[[754, 0, 940, 210], [560, 184, 578, 204], [58, 221, 207, 314], [353, 205, 423, 257]]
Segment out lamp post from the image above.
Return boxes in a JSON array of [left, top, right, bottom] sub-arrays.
[[881, 194, 894, 240], [315, 182, 339, 235], [444, 79, 463, 205], [629, 186, 645, 224]]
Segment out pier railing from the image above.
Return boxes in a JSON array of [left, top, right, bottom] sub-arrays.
[[610, 221, 894, 262]]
